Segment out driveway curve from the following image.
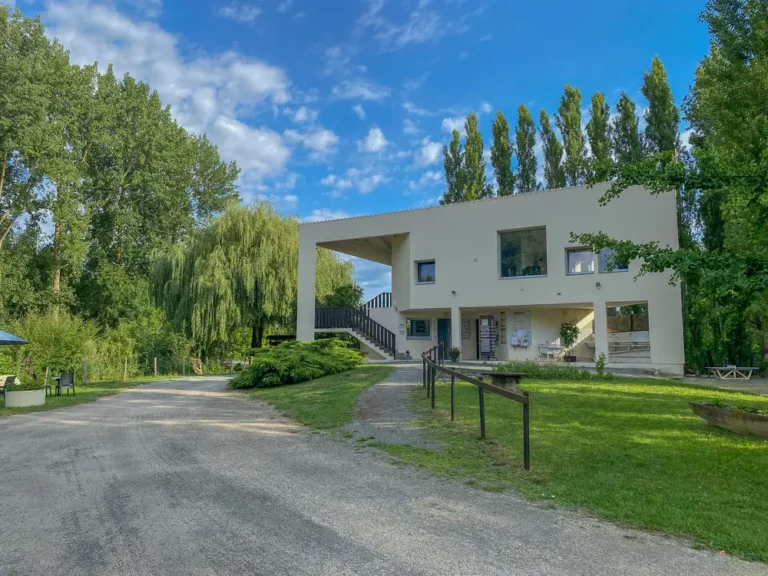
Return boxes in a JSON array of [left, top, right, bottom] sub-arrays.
[[0, 375, 764, 576]]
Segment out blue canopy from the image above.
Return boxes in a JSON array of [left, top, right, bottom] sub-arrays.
[[0, 330, 27, 346]]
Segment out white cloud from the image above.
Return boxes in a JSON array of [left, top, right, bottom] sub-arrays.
[[322, 44, 356, 76], [291, 106, 319, 124], [419, 170, 442, 185], [413, 137, 442, 167], [403, 74, 428, 92], [304, 209, 351, 223], [357, 126, 389, 153], [284, 128, 339, 160], [480, 101, 493, 114], [479, 33, 492, 42], [44, 0, 292, 181], [402, 118, 419, 135], [219, 2, 262, 23], [277, 0, 294, 13], [402, 101, 432, 116], [441, 116, 464, 134], [356, 0, 443, 51], [321, 167, 389, 195], [353, 103, 366, 119], [125, 0, 162, 17], [332, 79, 390, 100]]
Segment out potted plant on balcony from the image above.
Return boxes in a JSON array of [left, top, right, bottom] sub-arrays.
[[447, 346, 461, 363], [3, 375, 47, 408], [559, 321, 580, 363]]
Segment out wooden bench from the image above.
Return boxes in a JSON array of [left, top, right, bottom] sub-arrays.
[[706, 366, 760, 380]]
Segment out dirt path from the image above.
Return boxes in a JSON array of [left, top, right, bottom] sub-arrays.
[[0, 374, 764, 575]]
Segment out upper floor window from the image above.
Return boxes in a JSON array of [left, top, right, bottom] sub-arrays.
[[416, 260, 436, 284], [406, 318, 432, 339], [599, 248, 629, 273], [500, 227, 548, 278], [567, 248, 595, 275]]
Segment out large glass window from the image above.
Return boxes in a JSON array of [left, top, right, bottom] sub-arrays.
[[567, 249, 595, 275], [499, 227, 548, 278], [599, 248, 629, 273], [406, 318, 431, 339], [416, 260, 435, 283]]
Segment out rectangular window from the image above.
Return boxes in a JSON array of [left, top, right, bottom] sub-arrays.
[[416, 260, 436, 284], [567, 249, 595, 275], [406, 318, 432, 339], [599, 248, 629, 273], [499, 227, 548, 278]]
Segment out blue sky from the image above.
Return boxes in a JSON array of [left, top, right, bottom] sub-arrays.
[[9, 0, 710, 299]]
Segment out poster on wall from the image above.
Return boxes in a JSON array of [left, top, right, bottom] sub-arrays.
[[461, 319, 470, 339]]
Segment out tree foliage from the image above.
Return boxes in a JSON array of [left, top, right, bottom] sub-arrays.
[[490, 110, 515, 196], [585, 91, 612, 181], [463, 113, 491, 200], [441, 130, 465, 204], [515, 105, 538, 193], [539, 110, 566, 189], [556, 84, 587, 186], [611, 93, 645, 165]]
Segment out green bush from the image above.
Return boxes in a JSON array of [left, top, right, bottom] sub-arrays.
[[229, 339, 363, 389], [496, 360, 593, 380]]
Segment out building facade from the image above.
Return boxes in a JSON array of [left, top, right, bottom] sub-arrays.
[[298, 183, 685, 375]]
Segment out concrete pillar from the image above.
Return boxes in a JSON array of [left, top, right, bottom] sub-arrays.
[[593, 300, 608, 364], [451, 306, 461, 353], [297, 233, 316, 342], [648, 291, 685, 374]]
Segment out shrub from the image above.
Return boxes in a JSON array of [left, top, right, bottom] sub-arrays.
[[229, 338, 363, 389], [496, 360, 593, 380], [596, 352, 607, 377]]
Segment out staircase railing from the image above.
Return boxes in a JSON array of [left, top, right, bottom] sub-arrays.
[[315, 307, 396, 357], [364, 292, 392, 308]]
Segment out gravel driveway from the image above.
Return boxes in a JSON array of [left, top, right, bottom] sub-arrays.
[[0, 375, 764, 576]]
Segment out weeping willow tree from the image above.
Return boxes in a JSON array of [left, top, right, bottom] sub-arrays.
[[152, 203, 355, 357]]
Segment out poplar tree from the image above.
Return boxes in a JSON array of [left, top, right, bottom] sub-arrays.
[[555, 84, 586, 186], [641, 56, 680, 155], [490, 110, 515, 196], [611, 93, 644, 164], [585, 91, 612, 181], [463, 112, 491, 200], [440, 130, 464, 204], [539, 110, 566, 189], [515, 104, 538, 193]]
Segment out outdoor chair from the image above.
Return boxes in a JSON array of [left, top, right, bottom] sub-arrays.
[[56, 372, 75, 397]]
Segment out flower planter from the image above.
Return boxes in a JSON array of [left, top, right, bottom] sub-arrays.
[[4, 389, 46, 408], [689, 402, 768, 439]]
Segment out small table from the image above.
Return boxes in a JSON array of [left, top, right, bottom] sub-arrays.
[[706, 366, 760, 380], [538, 345, 563, 361], [477, 371, 527, 390]]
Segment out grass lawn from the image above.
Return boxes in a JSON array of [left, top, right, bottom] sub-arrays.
[[377, 377, 768, 561], [0, 376, 177, 417], [251, 365, 393, 429]]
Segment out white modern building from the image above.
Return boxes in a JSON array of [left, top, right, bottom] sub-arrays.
[[298, 183, 685, 375]]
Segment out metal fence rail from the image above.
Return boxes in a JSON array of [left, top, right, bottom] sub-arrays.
[[422, 343, 531, 471]]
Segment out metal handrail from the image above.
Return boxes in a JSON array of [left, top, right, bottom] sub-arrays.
[[422, 343, 530, 470], [315, 306, 397, 357]]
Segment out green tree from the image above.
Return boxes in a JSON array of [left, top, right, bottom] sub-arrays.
[[555, 84, 586, 186], [490, 110, 515, 196], [463, 112, 491, 200], [515, 105, 538, 193], [318, 284, 364, 308], [585, 91, 612, 181], [153, 204, 355, 357], [440, 130, 465, 204], [611, 93, 644, 164], [641, 56, 681, 156], [539, 110, 566, 189]]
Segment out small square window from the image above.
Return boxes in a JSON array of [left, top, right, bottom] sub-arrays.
[[599, 248, 629, 273], [567, 249, 595, 275], [407, 318, 432, 339], [416, 260, 435, 284]]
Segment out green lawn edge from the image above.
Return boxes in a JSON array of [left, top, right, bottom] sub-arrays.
[[251, 365, 394, 430], [368, 376, 768, 563], [0, 375, 181, 417]]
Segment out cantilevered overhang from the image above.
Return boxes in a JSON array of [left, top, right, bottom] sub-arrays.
[[317, 234, 395, 265]]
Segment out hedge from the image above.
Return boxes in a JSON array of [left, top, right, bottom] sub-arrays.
[[229, 338, 363, 389]]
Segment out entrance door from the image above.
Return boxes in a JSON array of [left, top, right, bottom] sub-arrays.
[[437, 319, 451, 353]]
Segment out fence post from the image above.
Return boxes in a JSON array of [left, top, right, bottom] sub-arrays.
[[422, 356, 426, 388], [431, 362, 436, 409], [182, 357, 186, 376], [123, 357, 128, 383], [153, 357, 158, 377], [82, 360, 88, 386], [478, 387, 486, 439], [523, 392, 530, 471], [450, 374, 455, 421], [427, 361, 431, 398]]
